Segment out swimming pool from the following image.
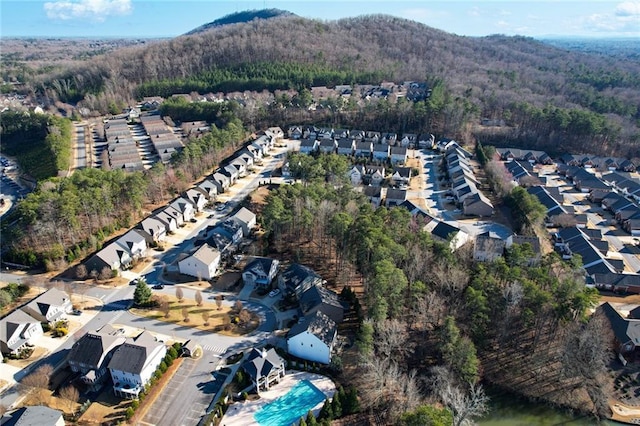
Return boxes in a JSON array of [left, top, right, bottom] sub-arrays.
[[254, 380, 327, 426]]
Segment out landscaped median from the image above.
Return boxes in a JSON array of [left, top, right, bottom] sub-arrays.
[[129, 289, 260, 336]]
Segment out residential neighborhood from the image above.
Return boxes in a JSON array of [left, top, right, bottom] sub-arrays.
[[4, 120, 640, 426]]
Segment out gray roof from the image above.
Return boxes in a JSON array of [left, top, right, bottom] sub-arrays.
[[1, 406, 64, 426], [188, 243, 220, 265], [281, 263, 322, 294], [23, 288, 70, 321], [0, 310, 40, 351], [242, 348, 284, 381], [299, 285, 344, 323], [288, 310, 337, 346], [67, 325, 126, 370], [107, 330, 163, 374], [431, 221, 461, 241], [243, 257, 278, 277], [233, 207, 256, 225]]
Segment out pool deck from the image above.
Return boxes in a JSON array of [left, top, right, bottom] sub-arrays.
[[221, 370, 335, 426]]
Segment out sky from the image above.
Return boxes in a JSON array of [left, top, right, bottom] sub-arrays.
[[1, 0, 639, 38]]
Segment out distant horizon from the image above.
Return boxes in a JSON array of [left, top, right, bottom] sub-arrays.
[[1, 1, 639, 39]]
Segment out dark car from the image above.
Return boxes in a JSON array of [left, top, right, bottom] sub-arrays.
[[152, 284, 165, 290]]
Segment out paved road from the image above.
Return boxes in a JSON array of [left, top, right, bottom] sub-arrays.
[[73, 124, 87, 170]]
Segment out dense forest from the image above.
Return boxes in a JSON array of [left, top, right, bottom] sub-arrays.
[[258, 154, 606, 424], [5, 13, 635, 157], [0, 111, 72, 180]]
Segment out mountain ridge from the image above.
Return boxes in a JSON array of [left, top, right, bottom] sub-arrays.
[[184, 8, 295, 35]]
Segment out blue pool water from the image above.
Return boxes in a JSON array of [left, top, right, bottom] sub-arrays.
[[254, 380, 327, 426]]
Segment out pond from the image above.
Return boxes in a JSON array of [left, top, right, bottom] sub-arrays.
[[478, 389, 622, 426]]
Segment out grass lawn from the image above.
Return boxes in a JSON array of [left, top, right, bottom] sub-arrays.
[[129, 295, 259, 336]]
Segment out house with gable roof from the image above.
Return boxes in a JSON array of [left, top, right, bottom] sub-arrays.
[[169, 197, 195, 223], [0, 310, 43, 356], [599, 302, 640, 364], [231, 207, 257, 237], [336, 138, 355, 156], [390, 146, 408, 165], [115, 229, 148, 260], [108, 330, 167, 399], [392, 166, 412, 185], [1, 406, 65, 426], [278, 263, 324, 297], [67, 324, 127, 391], [178, 243, 221, 280], [211, 171, 231, 193], [85, 242, 132, 274], [372, 143, 390, 161], [242, 257, 280, 288], [137, 216, 167, 244], [348, 165, 366, 185], [287, 310, 337, 365], [242, 347, 286, 393], [155, 205, 182, 231], [185, 188, 208, 212], [21, 288, 72, 324], [299, 284, 344, 323]]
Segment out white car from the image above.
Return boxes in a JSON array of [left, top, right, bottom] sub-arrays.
[[268, 289, 281, 298]]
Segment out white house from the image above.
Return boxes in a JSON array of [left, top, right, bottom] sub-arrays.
[[185, 188, 208, 212], [178, 244, 221, 280], [287, 310, 337, 365], [241, 348, 286, 394], [169, 197, 195, 223], [85, 241, 132, 274], [0, 310, 43, 356], [108, 331, 167, 399], [231, 207, 257, 237], [155, 206, 181, 231], [1, 406, 65, 426], [242, 257, 280, 288], [115, 229, 148, 260], [138, 217, 167, 244], [21, 288, 72, 324], [67, 325, 127, 391], [348, 165, 366, 185]]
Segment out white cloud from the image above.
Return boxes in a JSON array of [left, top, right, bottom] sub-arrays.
[[468, 6, 481, 17], [578, 2, 640, 35], [615, 1, 640, 16], [44, 0, 132, 21]]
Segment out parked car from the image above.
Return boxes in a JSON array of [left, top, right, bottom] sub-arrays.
[[71, 309, 82, 316], [268, 289, 281, 298], [129, 278, 139, 285], [152, 284, 165, 290]]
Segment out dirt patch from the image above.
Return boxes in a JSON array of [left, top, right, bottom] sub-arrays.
[[78, 387, 131, 424], [129, 294, 257, 337], [600, 292, 640, 304]]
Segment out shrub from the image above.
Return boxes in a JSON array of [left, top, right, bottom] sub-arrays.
[[125, 407, 135, 420], [53, 327, 68, 337]]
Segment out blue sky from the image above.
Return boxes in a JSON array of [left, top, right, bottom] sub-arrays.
[[1, 0, 639, 38]]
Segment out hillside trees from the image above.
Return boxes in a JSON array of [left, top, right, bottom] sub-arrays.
[[2, 118, 246, 268], [260, 154, 603, 420], [0, 111, 73, 179]]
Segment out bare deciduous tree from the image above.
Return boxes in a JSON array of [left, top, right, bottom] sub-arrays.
[[98, 266, 112, 282], [75, 264, 88, 280], [182, 306, 190, 322], [59, 385, 80, 412], [175, 287, 184, 302], [195, 290, 203, 307], [215, 294, 223, 310], [202, 311, 210, 326], [239, 309, 251, 326], [430, 366, 489, 426], [375, 318, 409, 360], [233, 300, 243, 313], [158, 296, 170, 318], [21, 364, 54, 405]]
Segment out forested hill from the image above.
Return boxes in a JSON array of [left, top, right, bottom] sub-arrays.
[[41, 13, 640, 156], [184, 9, 295, 35]]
